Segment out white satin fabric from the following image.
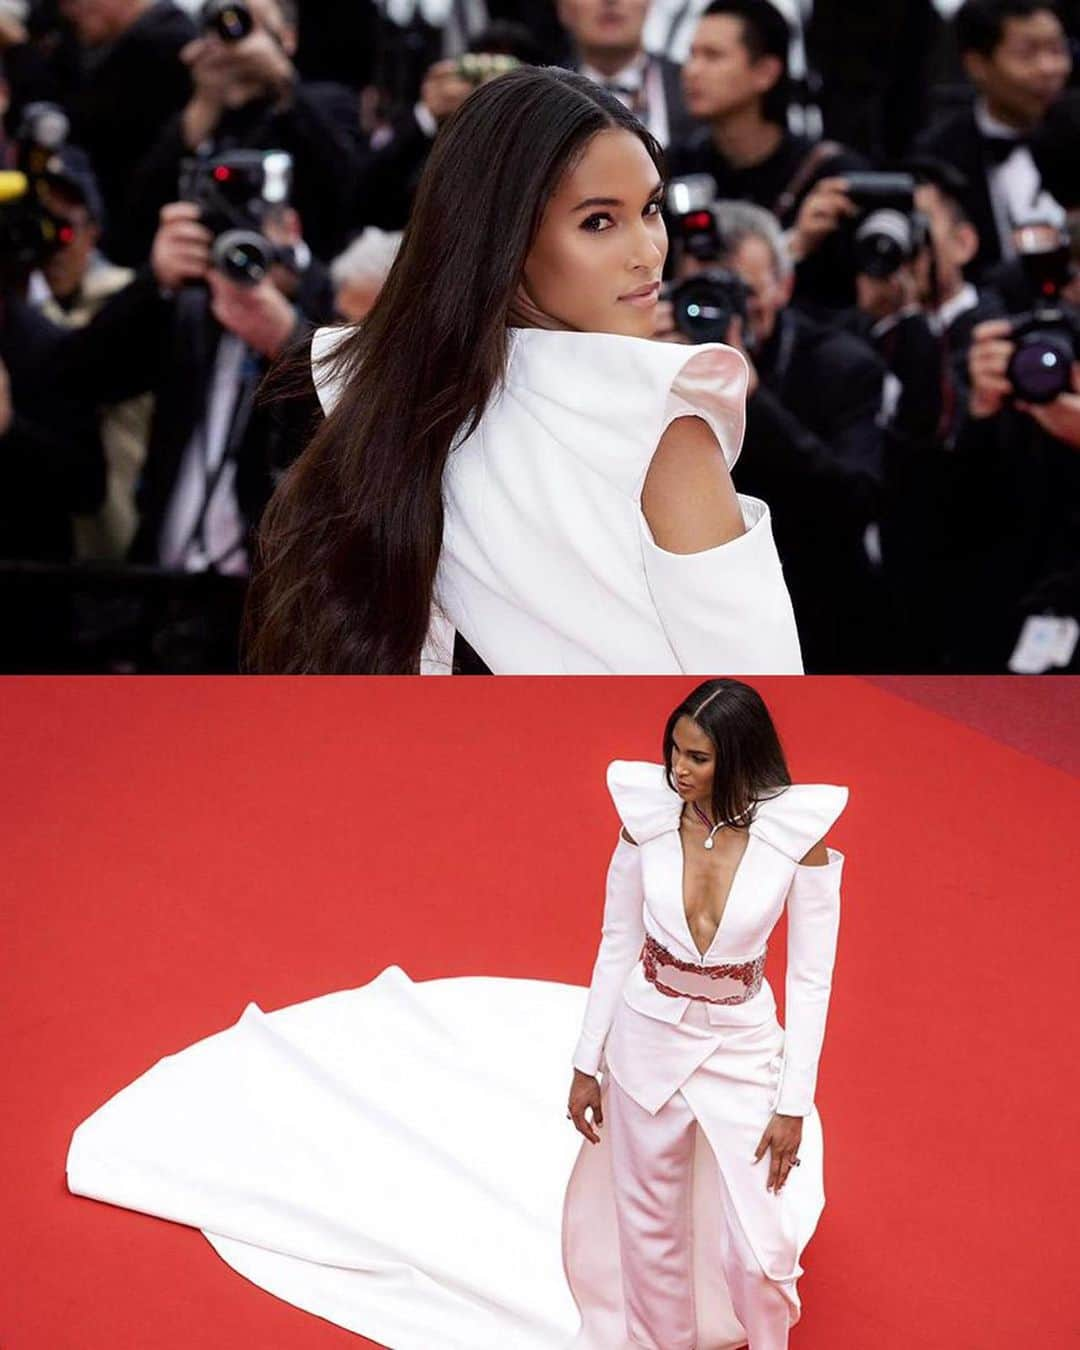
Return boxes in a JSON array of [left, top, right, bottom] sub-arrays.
[[563, 761, 848, 1347], [310, 326, 803, 675], [66, 968, 592, 1349]]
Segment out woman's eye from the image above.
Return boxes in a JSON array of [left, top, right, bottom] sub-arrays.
[[644, 199, 663, 217], [581, 213, 614, 232]]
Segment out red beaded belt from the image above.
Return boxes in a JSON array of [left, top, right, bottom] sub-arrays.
[[640, 932, 766, 1004]]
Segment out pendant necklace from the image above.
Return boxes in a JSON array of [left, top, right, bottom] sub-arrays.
[[691, 801, 722, 849]]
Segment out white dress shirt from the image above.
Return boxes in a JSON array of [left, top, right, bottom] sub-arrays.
[[974, 99, 1065, 259]]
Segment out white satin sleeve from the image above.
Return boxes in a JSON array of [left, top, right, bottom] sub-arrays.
[[571, 833, 645, 1077], [634, 363, 804, 675], [774, 848, 845, 1116]]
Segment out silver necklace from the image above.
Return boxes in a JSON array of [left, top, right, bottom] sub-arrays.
[[691, 801, 722, 849]]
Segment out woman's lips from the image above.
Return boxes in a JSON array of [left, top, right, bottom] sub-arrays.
[[619, 281, 660, 307]]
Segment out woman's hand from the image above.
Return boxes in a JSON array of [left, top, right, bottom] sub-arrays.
[[567, 1069, 603, 1144], [753, 1112, 803, 1192]]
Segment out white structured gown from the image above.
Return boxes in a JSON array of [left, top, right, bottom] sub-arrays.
[[563, 761, 849, 1348], [62, 764, 846, 1349], [310, 325, 803, 675]]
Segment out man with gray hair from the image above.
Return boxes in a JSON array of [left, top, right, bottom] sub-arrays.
[[656, 196, 889, 671]]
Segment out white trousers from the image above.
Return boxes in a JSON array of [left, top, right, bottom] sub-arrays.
[[606, 1006, 793, 1350]]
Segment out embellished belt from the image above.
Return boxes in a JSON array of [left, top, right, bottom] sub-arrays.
[[640, 932, 766, 1004]]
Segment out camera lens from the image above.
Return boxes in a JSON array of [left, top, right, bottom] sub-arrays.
[[213, 230, 271, 286], [670, 271, 747, 343], [1007, 331, 1075, 404], [853, 209, 914, 279]]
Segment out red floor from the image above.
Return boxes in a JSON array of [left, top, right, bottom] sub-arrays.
[[2, 677, 1077, 1348]]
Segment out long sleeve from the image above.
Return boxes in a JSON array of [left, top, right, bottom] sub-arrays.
[[639, 496, 804, 674], [775, 848, 845, 1116], [571, 833, 645, 1077]]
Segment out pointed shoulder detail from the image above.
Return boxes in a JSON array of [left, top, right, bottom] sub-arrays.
[[749, 784, 849, 862], [505, 330, 748, 498], [310, 324, 354, 418], [605, 760, 683, 844]]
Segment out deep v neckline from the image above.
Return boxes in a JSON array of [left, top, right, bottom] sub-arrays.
[[673, 825, 753, 960]]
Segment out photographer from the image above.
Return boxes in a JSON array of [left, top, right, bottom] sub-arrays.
[[914, 0, 1073, 281], [667, 0, 868, 313], [353, 24, 538, 232], [560, 0, 695, 147], [114, 0, 360, 265], [0, 0, 195, 243], [34, 168, 334, 669], [26, 146, 153, 561], [655, 197, 886, 671], [942, 296, 1080, 670], [846, 160, 1003, 669]]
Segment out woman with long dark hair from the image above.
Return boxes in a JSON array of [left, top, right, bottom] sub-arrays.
[[564, 678, 849, 1348], [64, 677, 849, 1346], [244, 66, 802, 673]]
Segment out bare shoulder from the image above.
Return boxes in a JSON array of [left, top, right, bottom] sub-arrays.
[[640, 414, 745, 554], [620, 826, 638, 846], [798, 836, 830, 866]]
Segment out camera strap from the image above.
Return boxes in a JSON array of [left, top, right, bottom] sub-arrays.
[[772, 139, 845, 223], [181, 344, 260, 571]]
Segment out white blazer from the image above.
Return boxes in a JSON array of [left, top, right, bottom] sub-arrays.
[[572, 760, 849, 1116], [310, 326, 803, 675]]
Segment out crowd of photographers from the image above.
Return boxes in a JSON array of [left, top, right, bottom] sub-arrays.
[[1, 0, 1078, 672]]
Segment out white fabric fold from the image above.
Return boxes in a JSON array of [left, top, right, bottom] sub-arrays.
[[67, 969, 589, 1350]]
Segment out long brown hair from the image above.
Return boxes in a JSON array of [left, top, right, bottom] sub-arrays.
[[663, 679, 792, 827], [243, 67, 664, 673]]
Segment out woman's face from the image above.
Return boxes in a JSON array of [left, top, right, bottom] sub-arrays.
[[515, 128, 667, 337], [670, 716, 716, 807]]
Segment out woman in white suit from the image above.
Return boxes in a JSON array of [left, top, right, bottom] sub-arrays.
[[564, 678, 849, 1348], [245, 65, 801, 674]]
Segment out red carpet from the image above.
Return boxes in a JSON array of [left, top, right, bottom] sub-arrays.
[[2, 676, 1077, 1348]]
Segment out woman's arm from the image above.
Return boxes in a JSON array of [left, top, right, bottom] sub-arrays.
[[570, 828, 645, 1078], [641, 414, 746, 553], [774, 834, 844, 1116]]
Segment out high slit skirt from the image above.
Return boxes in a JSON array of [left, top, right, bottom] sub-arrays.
[[561, 999, 826, 1350]]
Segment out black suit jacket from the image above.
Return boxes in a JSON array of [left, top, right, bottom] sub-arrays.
[[49, 264, 331, 566], [733, 309, 885, 672]]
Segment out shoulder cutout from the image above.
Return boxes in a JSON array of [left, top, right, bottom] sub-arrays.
[[797, 837, 831, 867], [750, 784, 849, 862], [606, 760, 682, 844], [641, 414, 746, 554]]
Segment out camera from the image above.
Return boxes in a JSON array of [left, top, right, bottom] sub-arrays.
[[179, 149, 295, 286], [0, 172, 68, 283], [845, 171, 928, 279], [661, 270, 750, 344], [201, 0, 254, 43], [1005, 224, 1080, 405], [660, 175, 751, 343], [1, 105, 77, 283]]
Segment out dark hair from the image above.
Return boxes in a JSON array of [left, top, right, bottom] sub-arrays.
[[243, 67, 663, 672], [955, 0, 1063, 56], [662, 678, 791, 826], [702, 0, 791, 126], [902, 153, 974, 225]]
